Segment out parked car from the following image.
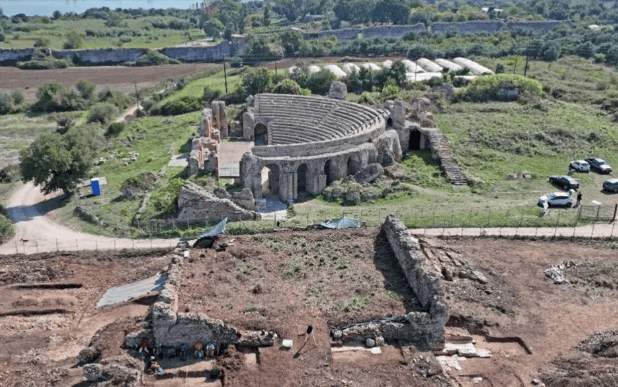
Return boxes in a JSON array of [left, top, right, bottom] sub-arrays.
[[585, 157, 612, 174], [538, 192, 573, 207], [569, 160, 590, 172], [603, 178, 618, 193], [548, 175, 579, 190]]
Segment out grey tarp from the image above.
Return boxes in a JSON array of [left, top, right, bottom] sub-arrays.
[[320, 217, 361, 229], [196, 218, 227, 238], [96, 273, 167, 308]]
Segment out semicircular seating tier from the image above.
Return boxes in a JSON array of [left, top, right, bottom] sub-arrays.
[[254, 93, 384, 145]]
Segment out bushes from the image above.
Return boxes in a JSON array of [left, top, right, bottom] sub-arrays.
[[88, 102, 118, 124], [106, 122, 126, 137], [157, 96, 202, 115], [133, 50, 180, 66], [306, 69, 336, 95], [0, 91, 26, 115], [18, 57, 73, 70], [457, 74, 543, 102], [0, 208, 14, 244], [272, 79, 302, 95], [34, 82, 87, 112]]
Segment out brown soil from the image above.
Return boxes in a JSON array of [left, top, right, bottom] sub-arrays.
[[2, 234, 618, 386], [0, 64, 216, 101]]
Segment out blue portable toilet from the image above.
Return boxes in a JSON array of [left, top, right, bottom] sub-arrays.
[[91, 179, 101, 195]]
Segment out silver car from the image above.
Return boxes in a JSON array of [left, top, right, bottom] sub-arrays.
[[569, 160, 590, 172], [538, 192, 573, 207]]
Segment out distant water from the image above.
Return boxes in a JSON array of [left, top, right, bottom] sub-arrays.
[[0, 0, 202, 16]]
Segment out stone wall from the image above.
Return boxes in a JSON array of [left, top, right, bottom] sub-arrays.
[[53, 48, 146, 65], [303, 24, 425, 41], [0, 48, 34, 66], [431, 20, 505, 34], [431, 19, 571, 34], [507, 20, 572, 31], [0, 41, 243, 66], [177, 182, 257, 222], [331, 216, 448, 351], [152, 253, 274, 348]]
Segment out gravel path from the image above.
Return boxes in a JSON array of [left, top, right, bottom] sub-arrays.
[[0, 182, 178, 255]]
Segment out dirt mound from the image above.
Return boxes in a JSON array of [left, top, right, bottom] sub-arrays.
[[0, 262, 74, 285], [539, 329, 618, 386]]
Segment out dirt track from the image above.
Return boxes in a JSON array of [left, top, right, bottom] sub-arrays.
[[0, 182, 177, 255], [0, 64, 216, 101]]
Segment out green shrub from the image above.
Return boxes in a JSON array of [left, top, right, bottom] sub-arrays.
[[98, 89, 132, 110], [34, 82, 86, 112], [0, 210, 14, 244], [299, 88, 311, 96], [88, 102, 118, 124], [381, 83, 400, 97], [272, 78, 302, 95], [106, 122, 126, 137], [203, 86, 221, 102], [457, 74, 543, 102], [306, 69, 337, 95], [17, 57, 73, 70], [157, 96, 202, 115], [133, 50, 180, 66]]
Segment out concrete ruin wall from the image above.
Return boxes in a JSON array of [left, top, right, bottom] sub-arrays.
[[507, 20, 572, 31], [177, 182, 257, 222], [0, 41, 243, 66], [152, 253, 274, 348]]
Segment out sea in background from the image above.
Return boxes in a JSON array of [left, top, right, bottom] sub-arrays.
[[0, 0, 201, 16]]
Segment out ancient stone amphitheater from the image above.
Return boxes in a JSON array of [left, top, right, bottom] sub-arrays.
[[240, 93, 398, 202]]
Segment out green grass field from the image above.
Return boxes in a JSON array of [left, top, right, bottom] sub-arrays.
[[0, 17, 208, 49]]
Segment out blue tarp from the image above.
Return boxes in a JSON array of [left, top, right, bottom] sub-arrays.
[[196, 218, 227, 238], [320, 217, 361, 229]]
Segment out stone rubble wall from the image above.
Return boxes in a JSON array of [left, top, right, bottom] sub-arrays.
[[0, 41, 243, 66], [303, 24, 425, 41], [431, 19, 571, 35], [177, 182, 257, 222], [331, 215, 448, 351], [152, 253, 274, 348]]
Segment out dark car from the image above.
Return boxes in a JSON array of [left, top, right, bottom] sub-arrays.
[[603, 178, 618, 193], [585, 157, 612, 174], [549, 175, 579, 190]]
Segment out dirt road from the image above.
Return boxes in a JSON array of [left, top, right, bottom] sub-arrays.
[[0, 182, 178, 255]]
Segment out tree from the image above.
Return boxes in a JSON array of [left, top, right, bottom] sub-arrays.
[[53, 114, 75, 134], [34, 37, 51, 48], [575, 41, 595, 59], [280, 30, 304, 55], [63, 30, 84, 49], [306, 69, 337, 95], [240, 68, 273, 97], [263, 4, 272, 26], [88, 102, 118, 124], [52, 10, 62, 20], [20, 127, 101, 196], [541, 42, 561, 62], [215, 1, 248, 35], [371, 0, 409, 25], [203, 18, 223, 38], [76, 79, 96, 101], [272, 79, 302, 94], [35, 82, 67, 112], [334, 0, 376, 23], [607, 45, 618, 65]]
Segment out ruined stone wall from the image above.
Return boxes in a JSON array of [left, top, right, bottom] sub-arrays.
[[507, 20, 572, 31], [152, 253, 274, 348], [0, 48, 34, 65], [53, 48, 146, 65], [303, 24, 425, 41], [0, 41, 243, 66], [431, 20, 505, 34], [177, 182, 256, 222], [430, 19, 571, 34]]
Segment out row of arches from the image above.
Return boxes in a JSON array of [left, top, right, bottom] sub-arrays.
[[260, 155, 362, 198]]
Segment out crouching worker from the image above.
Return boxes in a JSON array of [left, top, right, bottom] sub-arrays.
[[205, 343, 216, 359], [194, 342, 204, 359], [147, 356, 163, 374]]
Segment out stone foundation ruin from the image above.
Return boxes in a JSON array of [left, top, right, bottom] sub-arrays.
[[331, 215, 449, 351]]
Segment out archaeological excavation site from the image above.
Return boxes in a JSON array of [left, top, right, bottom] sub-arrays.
[[2, 213, 618, 387]]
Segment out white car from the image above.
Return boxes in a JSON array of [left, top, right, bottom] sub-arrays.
[[569, 160, 590, 172], [538, 192, 573, 207]]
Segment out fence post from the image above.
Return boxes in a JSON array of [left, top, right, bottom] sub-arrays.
[[612, 220, 616, 239], [614, 204, 618, 222], [591, 222, 596, 239], [76, 239, 78, 250], [554, 210, 560, 238], [56, 238, 59, 252], [36, 240, 38, 253], [15, 241, 18, 254], [114, 240, 116, 251], [95, 240, 98, 252], [596, 206, 601, 222], [487, 209, 491, 229]]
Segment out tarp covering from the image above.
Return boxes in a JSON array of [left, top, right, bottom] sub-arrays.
[[97, 273, 167, 308], [197, 218, 227, 238], [320, 217, 361, 229]]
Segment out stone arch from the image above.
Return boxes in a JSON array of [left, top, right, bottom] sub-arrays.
[[409, 128, 421, 151], [254, 123, 268, 146], [261, 164, 279, 196], [347, 154, 361, 176], [324, 159, 335, 185], [297, 164, 308, 194]]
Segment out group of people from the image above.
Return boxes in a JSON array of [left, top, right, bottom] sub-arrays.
[[137, 337, 218, 374]]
